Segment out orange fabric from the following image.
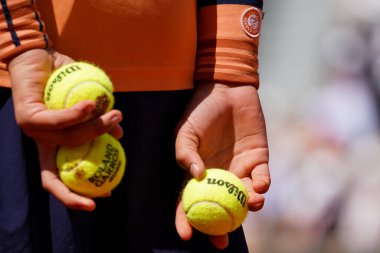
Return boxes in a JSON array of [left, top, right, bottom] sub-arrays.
[[1, 1, 197, 91], [0, 0, 51, 87], [0, 1, 262, 91], [195, 5, 261, 88]]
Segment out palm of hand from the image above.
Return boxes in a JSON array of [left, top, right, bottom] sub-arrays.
[[176, 83, 270, 209], [196, 85, 267, 168]]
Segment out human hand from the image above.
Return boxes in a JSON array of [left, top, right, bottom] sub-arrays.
[[8, 49, 123, 211], [175, 82, 270, 249]]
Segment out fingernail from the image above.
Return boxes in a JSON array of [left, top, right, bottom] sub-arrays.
[[190, 163, 204, 179], [111, 115, 121, 123]]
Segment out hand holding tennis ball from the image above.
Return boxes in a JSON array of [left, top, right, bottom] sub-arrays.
[[44, 61, 126, 198], [181, 168, 248, 236]]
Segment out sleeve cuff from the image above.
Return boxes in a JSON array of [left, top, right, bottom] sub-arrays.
[[0, 0, 51, 63], [195, 4, 262, 88]]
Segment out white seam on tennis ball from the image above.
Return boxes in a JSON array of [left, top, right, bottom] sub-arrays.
[[64, 81, 112, 108], [187, 201, 235, 232], [63, 139, 95, 173]]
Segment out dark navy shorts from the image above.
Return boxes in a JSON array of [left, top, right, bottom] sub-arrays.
[[0, 87, 249, 253]]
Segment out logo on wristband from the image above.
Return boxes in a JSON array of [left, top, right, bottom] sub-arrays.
[[241, 7, 262, 38]]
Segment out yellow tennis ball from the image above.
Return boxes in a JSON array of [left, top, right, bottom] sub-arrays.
[[182, 168, 249, 236], [44, 61, 114, 118], [56, 133, 126, 198]]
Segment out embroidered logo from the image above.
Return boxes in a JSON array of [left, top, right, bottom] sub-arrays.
[[241, 7, 262, 38]]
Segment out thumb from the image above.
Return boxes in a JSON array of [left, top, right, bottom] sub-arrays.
[[50, 49, 75, 68], [175, 124, 205, 179]]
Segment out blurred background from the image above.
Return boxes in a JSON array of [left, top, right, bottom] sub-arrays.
[[242, 0, 380, 252]]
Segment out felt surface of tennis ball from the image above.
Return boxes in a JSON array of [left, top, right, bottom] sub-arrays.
[[182, 168, 249, 236], [57, 133, 126, 198], [44, 61, 114, 118]]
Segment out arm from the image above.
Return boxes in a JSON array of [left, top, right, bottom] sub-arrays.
[[175, 0, 270, 249], [1, 1, 122, 210]]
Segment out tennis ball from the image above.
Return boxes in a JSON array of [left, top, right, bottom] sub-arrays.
[[182, 168, 249, 236], [56, 133, 126, 198], [44, 61, 114, 118]]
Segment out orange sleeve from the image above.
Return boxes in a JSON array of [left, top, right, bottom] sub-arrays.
[[0, 0, 51, 63], [195, 3, 263, 89]]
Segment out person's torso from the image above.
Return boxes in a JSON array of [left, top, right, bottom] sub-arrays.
[[38, 0, 197, 91]]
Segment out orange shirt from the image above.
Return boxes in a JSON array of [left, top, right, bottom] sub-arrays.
[[0, 1, 262, 91]]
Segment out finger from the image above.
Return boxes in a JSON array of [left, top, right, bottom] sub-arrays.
[[30, 110, 123, 146], [96, 192, 112, 198], [229, 152, 269, 211], [175, 125, 205, 179], [249, 194, 265, 212], [27, 100, 97, 130], [209, 234, 229, 250], [241, 177, 265, 212], [70, 109, 122, 140], [37, 142, 96, 211], [175, 199, 193, 241], [41, 169, 96, 211], [50, 50, 75, 68], [251, 163, 271, 194], [108, 124, 124, 140]]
